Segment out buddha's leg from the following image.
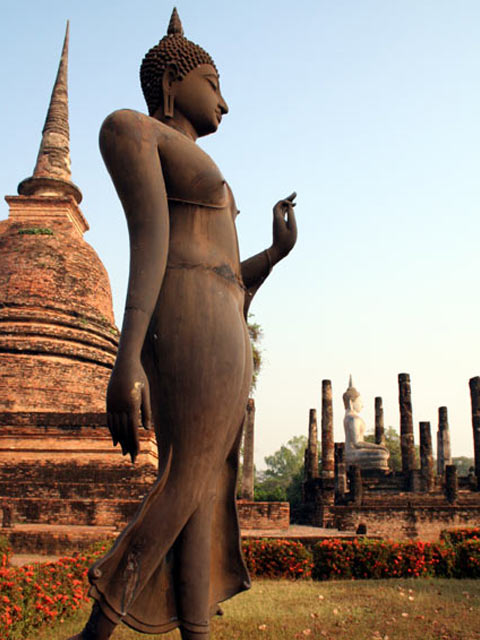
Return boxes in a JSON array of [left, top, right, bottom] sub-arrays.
[[176, 491, 216, 639], [66, 602, 116, 640]]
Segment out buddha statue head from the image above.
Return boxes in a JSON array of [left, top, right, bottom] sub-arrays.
[[343, 375, 363, 412], [140, 8, 218, 117]]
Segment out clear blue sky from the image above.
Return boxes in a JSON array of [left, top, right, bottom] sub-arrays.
[[1, 1, 480, 467]]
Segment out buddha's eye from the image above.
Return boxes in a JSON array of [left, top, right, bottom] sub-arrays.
[[208, 79, 218, 91]]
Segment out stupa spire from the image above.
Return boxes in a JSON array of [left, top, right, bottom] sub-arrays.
[[18, 21, 82, 203]]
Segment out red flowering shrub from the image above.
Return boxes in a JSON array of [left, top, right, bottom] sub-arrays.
[[454, 540, 480, 578], [0, 537, 11, 569], [422, 542, 456, 578], [312, 539, 355, 580], [440, 527, 480, 546], [2, 532, 480, 637], [0, 543, 108, 640], [312, 539, 455, 580], [242, 539, 313, 579]]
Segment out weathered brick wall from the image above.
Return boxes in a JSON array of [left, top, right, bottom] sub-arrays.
[[237, 500, 290, 530], [328, 498, 480, 541], [0, 355, 112, 413], [1, 199, 115, 324], [6, 528, 118, 555], [0, 416, 158, 545], [0, 197, 118, 413]]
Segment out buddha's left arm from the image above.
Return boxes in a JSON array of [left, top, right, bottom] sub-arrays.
[[241, 193, 297, 316]]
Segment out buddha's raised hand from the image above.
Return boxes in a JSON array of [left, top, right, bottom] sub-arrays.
[[270, 192, 297, 262]]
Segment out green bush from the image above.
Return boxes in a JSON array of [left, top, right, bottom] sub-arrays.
[[241, 539, 313, 579]]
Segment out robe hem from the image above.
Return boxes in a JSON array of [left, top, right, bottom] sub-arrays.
[[89, 580, 251, 635]]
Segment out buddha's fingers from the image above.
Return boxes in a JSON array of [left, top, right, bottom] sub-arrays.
[[117, 413, 128, 456], [107, 413, 118, 447], [141, 384, 153, 430], [125, 410, 140, 463]]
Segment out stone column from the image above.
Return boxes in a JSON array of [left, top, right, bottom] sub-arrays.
[[419, 421, 434, 492], [304, 409, 319, 481], [437, 425, 444, 477], [398, 373, 415, 474], [374, 396, 385, 446], [469, 377, 480, 490], [437, 406, 452, 477], [445, 464, 458, 504], [348, 465, 362, 506], [335, 443, 347, 498], [321, 380, 334, 481], [241, 398, 255, 500]]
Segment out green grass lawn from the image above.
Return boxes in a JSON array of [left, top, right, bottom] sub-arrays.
[[38, 579, 480, 640]]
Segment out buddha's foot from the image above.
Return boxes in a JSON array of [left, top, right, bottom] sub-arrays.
[[180, 631, 209, 640]]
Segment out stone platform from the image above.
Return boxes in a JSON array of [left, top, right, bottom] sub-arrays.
[[9, 524, 358, 565]]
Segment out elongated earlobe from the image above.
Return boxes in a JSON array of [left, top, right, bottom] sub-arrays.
[[164, 92, 174, 118], [161, 63, 178, 119]]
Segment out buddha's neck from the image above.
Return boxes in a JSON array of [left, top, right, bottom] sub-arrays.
[[154, 111, 198, 141]]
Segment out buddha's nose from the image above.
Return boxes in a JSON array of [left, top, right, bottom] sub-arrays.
[[219, 95, 229, 115]]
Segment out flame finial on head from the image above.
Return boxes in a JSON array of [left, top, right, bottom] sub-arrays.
[[167, 7, 184, 36], [343, 375, 360, 409]]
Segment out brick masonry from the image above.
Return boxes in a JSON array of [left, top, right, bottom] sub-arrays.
[[328, 498, 480, 541], [0, 414, 159, 551], [237, 500, 290, 531], [0, 196, 118, 413], [304, 470, 480, 540]]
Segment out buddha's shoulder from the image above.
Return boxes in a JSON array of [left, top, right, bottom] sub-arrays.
[[101, 108, 150, 131], [100, 109, 175, 141]]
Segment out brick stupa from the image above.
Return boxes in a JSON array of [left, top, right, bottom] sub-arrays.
[[0, 24, 157, 553]]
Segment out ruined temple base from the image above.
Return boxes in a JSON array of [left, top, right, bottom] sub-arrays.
[[324, 493, 480, 541], [304, 471, 480, 540], [4, 504, 292, 555], [1, 414, 293, 554], [0, 412, 158, 554]]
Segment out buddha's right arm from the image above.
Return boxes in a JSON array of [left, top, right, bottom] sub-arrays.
[[241, 193, 298, 316], [99, 110, 169, 460]]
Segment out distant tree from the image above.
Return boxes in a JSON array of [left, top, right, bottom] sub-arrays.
[[247, 315, 262, 392], [237, 315, 263, 497], [452, 456, 475, 476], [254, 435, 307, 503]]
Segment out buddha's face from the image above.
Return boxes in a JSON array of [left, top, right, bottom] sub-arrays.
[[352, 395, 363, 413], [171, 64, 229, 137]]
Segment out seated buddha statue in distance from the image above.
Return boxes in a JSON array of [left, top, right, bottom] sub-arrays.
[[343, 377, 390, 472]]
